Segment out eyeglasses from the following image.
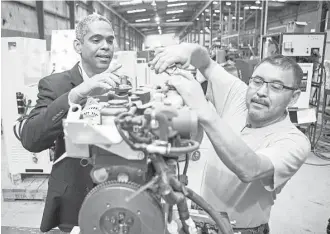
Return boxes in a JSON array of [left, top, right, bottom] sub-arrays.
[[249, 76, 297, 92]]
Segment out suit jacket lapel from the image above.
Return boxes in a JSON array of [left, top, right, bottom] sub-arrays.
[[69, 62, 83, 87]]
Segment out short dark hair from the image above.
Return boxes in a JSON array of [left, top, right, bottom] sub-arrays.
[[254, 54, 303, 88]]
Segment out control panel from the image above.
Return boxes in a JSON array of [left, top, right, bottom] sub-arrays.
[[281, 33, 326, 57]]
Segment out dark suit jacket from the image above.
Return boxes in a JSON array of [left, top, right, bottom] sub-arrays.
[[20, 63, 94, 233]]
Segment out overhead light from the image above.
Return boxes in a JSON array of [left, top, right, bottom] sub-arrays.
[[135, 18, 150, 22], [196, 17, 199, 20], [255, 0, 261, 4], [213, 13, 216, 16], [226, 2, 231, 5], [244, 5, 249, 9], [157, 21, 160, 24], [205, 9, 209, 12], [232, 16, 236, 19], [250, 5, 260, 9], [158, 26, 161, 29], [126, 42, 130, 45], [214, 9, 220, 13], [166, 18, 180, 22], [239, 17, 243, 20], [127, 9, 146, 13], [155, 16, 160, 22], [166, 10, 183, 14], [120, 0, 142, 5], [213, 1, 218, 4], [167, 2, 187, 7], [151, 0, 156, 6], [206, 18, 210, 21]]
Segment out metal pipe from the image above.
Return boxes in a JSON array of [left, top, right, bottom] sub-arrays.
[[264, 0, 269, 35]]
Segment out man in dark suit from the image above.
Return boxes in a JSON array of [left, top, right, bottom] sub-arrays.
[[20, 14, 121, 233]]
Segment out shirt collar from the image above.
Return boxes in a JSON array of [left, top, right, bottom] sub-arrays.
[[78, 60, 90, 81]]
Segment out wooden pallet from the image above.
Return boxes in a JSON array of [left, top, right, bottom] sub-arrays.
[[2, 174, 49, 201]]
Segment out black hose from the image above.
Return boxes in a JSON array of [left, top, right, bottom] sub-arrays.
[[183, 153, 189, 175], [185, 187, 234, 234]]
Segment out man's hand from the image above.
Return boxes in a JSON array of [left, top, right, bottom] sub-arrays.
[[149, 43, 201, 74], [167, 69, 210, 119], [149, 43, 211, 74], [69, 66, 122, 104]]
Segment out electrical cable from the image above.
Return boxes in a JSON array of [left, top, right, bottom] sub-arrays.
[[185, 187, 234, 234], [183, 153, 189, 176], [304, 63, 330, 165]]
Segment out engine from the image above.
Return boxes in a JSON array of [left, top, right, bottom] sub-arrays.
[[61, 79, 234, 234]]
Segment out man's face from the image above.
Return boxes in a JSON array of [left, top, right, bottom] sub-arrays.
[[246, 62, 300, 126], [80, 20, 114, 74]]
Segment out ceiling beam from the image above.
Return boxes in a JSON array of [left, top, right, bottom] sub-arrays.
[[96, 0, 145, 37], [178, 0, 213, 37], [129, 22, 193, 27]]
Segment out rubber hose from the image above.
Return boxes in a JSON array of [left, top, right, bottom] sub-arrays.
[[185, 187, 234, 234]]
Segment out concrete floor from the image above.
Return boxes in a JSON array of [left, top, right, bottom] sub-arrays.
[[1, 136, 330, 233]]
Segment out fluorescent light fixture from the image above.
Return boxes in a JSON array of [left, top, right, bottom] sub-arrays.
[[214, 9, 220, 13], [166, 10, 183, 14], [213, 1, 218, 4], [250, 5, 259, 9], [127, 9, 146, 13], [167, 2, 187, 7], [135, 18, 150, 22], [166, 18, 180, 22], [200, 30, 203, 33], [206, 18, 210, 21], [205, 9, 209, 12], [196, 18, 199, 20], [226, 2, 231, 6], [158, 26, 161, 29], [120, 0, 142, 5], [213, 13, 216, 16], [155, 16, 160, 22], [255, 0, 261, 4], [232, 16, 236, 19], [126, 41, 130, 45], [239, 17, 243, 20], [244, 6, 249, 9]]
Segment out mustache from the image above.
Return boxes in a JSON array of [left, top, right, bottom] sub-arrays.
[[251, 97, 269, 106]]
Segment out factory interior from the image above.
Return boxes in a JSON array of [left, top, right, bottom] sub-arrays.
[[1, 0, 330, 234]]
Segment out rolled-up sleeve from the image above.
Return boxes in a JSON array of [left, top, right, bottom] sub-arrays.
[[257, 133, 311, 192]]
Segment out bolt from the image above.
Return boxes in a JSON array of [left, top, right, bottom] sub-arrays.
[[106, 203, 111, 208], [137, 169, 143, 177], [110, 216, 116, 224], [137, 152, 145, 160], [118, 212, 125, 221], [126, 217, 134, 226], [123, 226, 129, 234]]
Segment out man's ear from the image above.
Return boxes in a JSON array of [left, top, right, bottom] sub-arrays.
[[73, 39, 82, 54], [288, 89, 301, 107]]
